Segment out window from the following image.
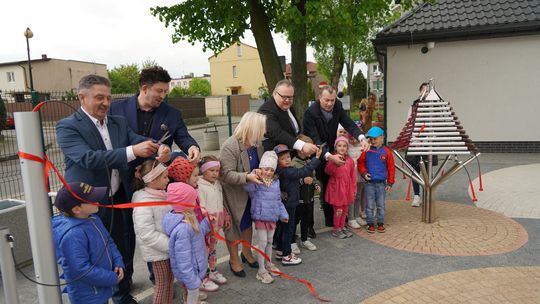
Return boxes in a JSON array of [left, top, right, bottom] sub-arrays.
[[7, 72, 15, 83], [236, 44, 242, 57], [232, 65, 238, 78], [372, 80, 382, 90], [372, 65, 379, 73]]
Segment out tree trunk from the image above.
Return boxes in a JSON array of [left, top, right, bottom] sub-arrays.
[[290, 0, 308, 124], [248, 0, 283, 92], [330, 47, 345, 88], [345, 53, 354, 107]]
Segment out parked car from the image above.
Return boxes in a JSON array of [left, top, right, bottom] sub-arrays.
[[6, 112, 14, 129]]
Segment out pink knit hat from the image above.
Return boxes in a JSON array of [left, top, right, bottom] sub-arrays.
[[167, 182, 198, 213], [168, 157, 196, 183], [334, 136, 349, 148]]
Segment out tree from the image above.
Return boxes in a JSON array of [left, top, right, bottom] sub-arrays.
[[169, 86, 189, 97], [350, 69, 369, 104], [188, 78, 211, 96], [108, 64, 139, 94], [142, 58, 159, 69]]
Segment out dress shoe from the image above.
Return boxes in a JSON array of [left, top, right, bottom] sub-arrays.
[[229, 262, 246, 277], [240, 252, 259, 268]]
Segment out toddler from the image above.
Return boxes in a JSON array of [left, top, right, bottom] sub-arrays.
[[197, 155, 230, 285], [52, 182, 124, 304], [244, 151, 289, 284], [325, 136, 357, 239], [358, 127, 395, 233], [163, 182, 211, 304], [132, 159, 173, 304]]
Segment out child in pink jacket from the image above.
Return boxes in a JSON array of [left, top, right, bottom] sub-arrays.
[[324, 136, 357, 239]]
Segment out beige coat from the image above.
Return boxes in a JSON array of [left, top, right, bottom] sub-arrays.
[[219, 136, 263, 241]]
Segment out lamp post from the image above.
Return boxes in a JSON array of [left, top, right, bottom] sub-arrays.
[[24, 27, 34, 91]]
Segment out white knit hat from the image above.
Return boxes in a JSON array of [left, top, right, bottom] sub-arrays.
[[259, 151, 277, 170]]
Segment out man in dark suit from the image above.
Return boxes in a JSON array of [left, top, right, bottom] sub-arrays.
[[56, 74, 168, 304], [303, 85, 368, 227], [109, 66, 199, 164], [258, 79, 318, 154]]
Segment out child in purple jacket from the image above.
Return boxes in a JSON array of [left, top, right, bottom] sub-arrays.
[[244, 151, 289, 284], [163, 182, 211, 304]]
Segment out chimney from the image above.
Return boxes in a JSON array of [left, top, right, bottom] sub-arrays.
[[41, 54, 48, 60]]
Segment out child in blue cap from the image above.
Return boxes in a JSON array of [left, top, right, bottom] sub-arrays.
[[358, 127, 396, 233], [52, 182, 124, 304]]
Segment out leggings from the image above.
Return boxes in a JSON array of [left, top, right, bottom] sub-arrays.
[[151, 260, 174, 304], [256, 228, 276, 273], [333, 206, 347, 230]]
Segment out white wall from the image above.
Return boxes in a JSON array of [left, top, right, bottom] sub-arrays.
[[205, 96, 226, 116], [0, 66, 26, 91], [386, 34, 540, 142]]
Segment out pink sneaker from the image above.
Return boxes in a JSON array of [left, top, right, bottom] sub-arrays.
[[200, 277, 219, 292]]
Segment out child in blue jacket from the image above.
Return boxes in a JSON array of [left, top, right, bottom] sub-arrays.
[[52, 182, 124, 304], [273, 144, 321, 266], [244, 151, 289, 284], [163, 182, 211, 304]]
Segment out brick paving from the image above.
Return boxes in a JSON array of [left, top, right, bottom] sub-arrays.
[[472, 163, 540, 219], [353, 200, 529, 256], [361, 266, 540, 304]]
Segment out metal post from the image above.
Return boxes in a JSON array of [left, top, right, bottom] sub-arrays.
[[25, 32, 34, 92], [227, 95, 232, 136], [0, 227, 20, 304], [14, 112, 62, 304]]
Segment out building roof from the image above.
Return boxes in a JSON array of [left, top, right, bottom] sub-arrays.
[[374, 0, 540, 46], [0, 56, 106, 68]]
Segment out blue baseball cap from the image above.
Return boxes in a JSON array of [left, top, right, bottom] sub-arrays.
[[55, 182, 107, 212], [366, 127, 384, 138]]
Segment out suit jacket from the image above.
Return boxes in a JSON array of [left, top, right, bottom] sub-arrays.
[[109, 95, 198, 151], [258, 97, 300, 152], [56, 108, 147, 201]]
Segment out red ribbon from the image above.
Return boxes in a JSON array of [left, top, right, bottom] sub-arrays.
[[18, 149, 330, 302]]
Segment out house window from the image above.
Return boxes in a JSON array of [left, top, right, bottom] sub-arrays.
[[7, 72, 15, 83], [232, 65, 238, 78], [372, 65, 379, 73], [372, 80, 382, 90], [183, 81, 188, 86], [237, 44, 242, 57]]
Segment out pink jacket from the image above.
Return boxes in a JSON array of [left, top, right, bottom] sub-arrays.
[[324, 155, 357, 206]]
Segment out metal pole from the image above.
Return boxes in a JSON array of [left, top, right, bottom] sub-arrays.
[[227, 95, 232, 136], [14, 112, 62, 304], [0, 227, 20, 304], [26, 35, 34, 92]]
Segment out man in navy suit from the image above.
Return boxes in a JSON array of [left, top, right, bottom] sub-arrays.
[[109, 66, 199, 165], [56, 74, 169, 304]]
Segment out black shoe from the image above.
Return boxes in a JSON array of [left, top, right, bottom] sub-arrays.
[[308, 227, 316, 239], [240, 252, 259, 268], [229, 262, 246, 277]]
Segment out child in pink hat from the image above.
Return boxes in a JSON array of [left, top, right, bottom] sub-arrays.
[[163, 182, 211, 304], [324, 136, 357, 239]]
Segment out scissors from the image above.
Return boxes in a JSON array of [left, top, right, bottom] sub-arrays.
[[154, 130, 171, 144]]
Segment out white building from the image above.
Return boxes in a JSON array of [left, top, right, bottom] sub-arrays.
[[170, 73, 211, 90], [373, 0, 540, 152]]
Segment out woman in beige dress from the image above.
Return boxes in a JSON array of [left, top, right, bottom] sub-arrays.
[[220, 112, 266, 277]]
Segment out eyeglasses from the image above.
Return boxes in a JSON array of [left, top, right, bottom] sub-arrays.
[[275, 91, 294, 101]]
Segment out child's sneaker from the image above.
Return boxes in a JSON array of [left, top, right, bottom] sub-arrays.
[[275, 250, 283, 260], [200, 277, 219, 292], [411, 195, 421, 207], [377, 223, 386, 233], [342, 228, 353, 238], [199, 291, 208, 301], [281, 254, 302, 266], [256, 271, 275, 284], [291, 242, 301, 255], [300, 240, 317, 251], [266, 263, 281, 276], [356, 217, 367, 226], [209, 270, 227, 284], [332, 230, 347, 239], [367, 224, 376, 233], [348, 220, 361, 229]]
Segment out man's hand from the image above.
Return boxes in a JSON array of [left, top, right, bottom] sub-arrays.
[[316, 146, 323, 159], [114, 267, 124, 282], [133, 140, 160, 158], [155, 144, 171, 163], [247, 172, 263, 184], [303, 176, 314, 185], [282, 218, 289, 223], [302, 142, 318, 155], [361, 139, 371, 152], [187, 145, 200, 163], [328, 154, 345, 166], [385, 185, 392, 192], [364, 173, 371, 181]]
